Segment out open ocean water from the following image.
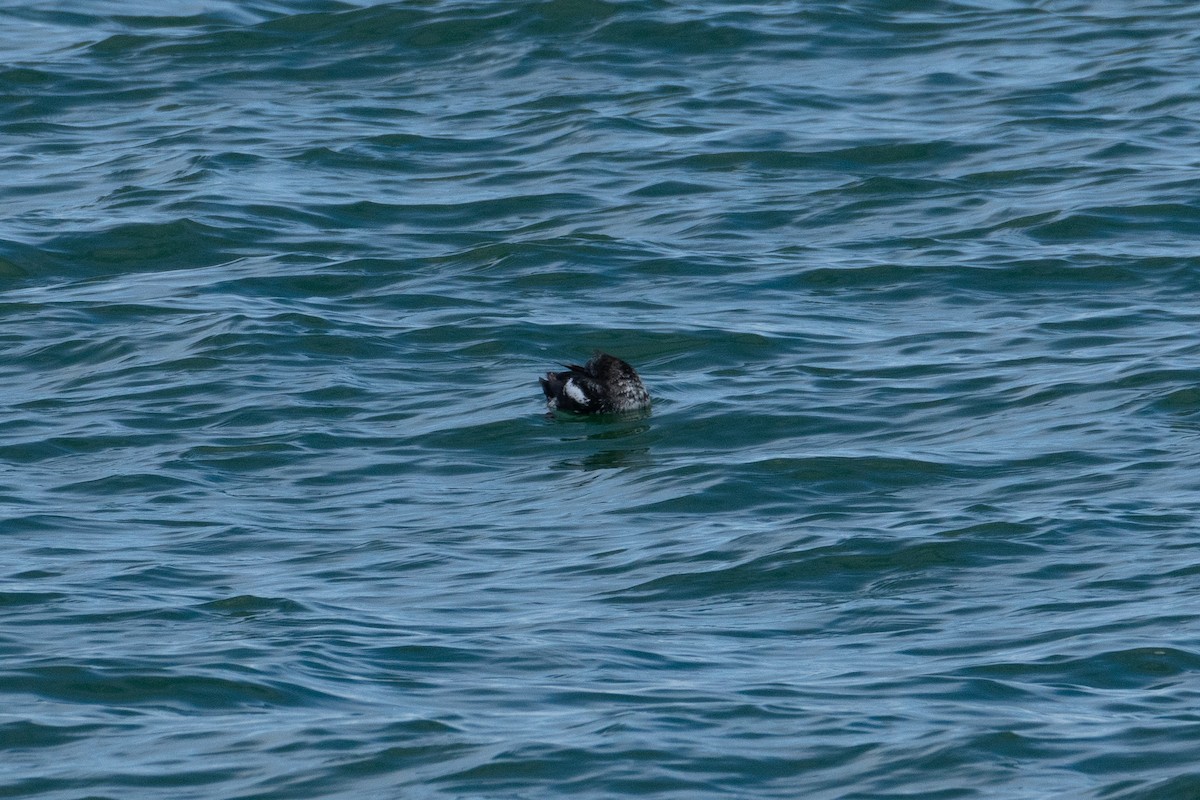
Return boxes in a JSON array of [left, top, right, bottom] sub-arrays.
[[5, 1, 1200, 797]]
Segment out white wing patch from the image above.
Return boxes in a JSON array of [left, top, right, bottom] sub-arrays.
[[564, 378, 590, 406]]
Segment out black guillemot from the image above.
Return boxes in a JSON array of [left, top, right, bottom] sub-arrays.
[[540, 353, 650, 414]]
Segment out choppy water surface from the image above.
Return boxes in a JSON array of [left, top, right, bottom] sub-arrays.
[[5, 1, 1200, 797]]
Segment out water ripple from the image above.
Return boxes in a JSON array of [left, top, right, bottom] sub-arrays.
[[5, 1, 1200, 798]]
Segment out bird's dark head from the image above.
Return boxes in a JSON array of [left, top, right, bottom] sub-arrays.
[[588, 353, 639, 382]]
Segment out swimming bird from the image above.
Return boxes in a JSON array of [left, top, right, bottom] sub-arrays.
[[540, 353, 650, 414]]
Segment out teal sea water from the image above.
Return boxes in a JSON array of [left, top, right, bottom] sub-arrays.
[[5, 1, 1200, 797]]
